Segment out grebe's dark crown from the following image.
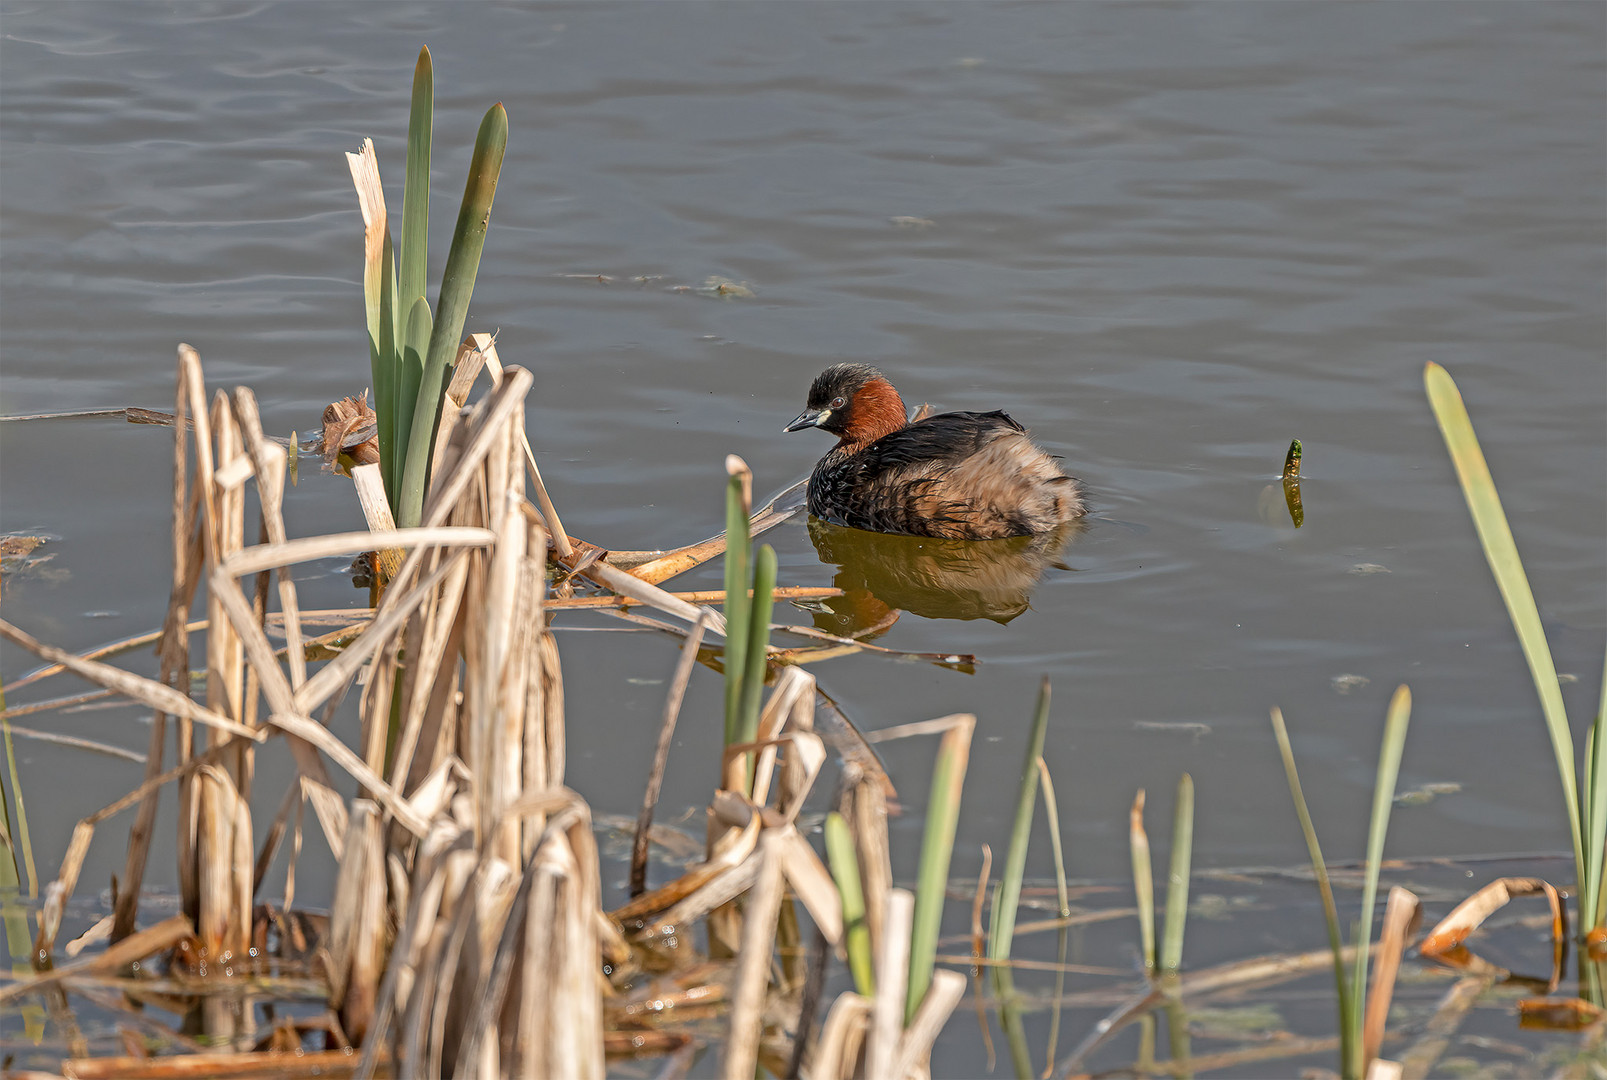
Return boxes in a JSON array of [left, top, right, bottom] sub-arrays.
[[806, 364, 884, 411]]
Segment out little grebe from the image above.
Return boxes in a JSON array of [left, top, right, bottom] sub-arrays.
[[785, 364, 1085, 540]]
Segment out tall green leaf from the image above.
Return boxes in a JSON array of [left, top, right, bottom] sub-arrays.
[[1425, 362, 1583, 890], [1270, 706, 1353, 1078], [824, 811, 874, 997], [1351, 685, 1411, 1077], [398, 102, 508, 528], [1130, 790, 1156, 972], [1160, 773, 1193, 973], [1587, 658, 1607, 930], [736, 544, 776, 792], [990, 677, 1052, 963], [0, 685, 34, 898], [721, 464, 751, 749], [394, 296, 431, 502], [908, 718, 972, 1025], [398, 46, 433, 317]]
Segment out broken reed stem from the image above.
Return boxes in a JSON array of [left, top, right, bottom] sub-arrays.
[[723, 833, 785, 1080], [630, 612, 709, 898], [112, 350, 201, 944]]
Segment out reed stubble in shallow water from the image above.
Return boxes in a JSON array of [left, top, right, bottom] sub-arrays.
[[1, 345, 999, 1079]]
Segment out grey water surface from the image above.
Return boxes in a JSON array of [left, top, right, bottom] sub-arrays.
[[1, 2, 1603, 1073]]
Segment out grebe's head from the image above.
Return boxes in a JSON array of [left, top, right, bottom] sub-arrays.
[[785, 364, 907, 445]]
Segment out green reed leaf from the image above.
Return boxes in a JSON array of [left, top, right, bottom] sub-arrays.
[[721, 465, 751, 749], [1270, 706, 1353, 1078], [1425, 361, 1583, 890], [1351, 685, 1411, 1078], [1130, 789, 1156, 973], [990, 677, 1051, 963], [398, 102, 507, 528], [1160, 773, 1193, 973], [908, 717, 972, 1026], [398, 46, 433, 323], [824, 811, 874, 997], [394, 296, 431, 503], [736, 544, 776, 787]]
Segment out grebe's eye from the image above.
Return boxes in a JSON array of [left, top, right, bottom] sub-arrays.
[[830, 396, 846, 409]]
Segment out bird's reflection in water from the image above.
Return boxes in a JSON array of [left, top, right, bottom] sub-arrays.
[[803, 518, 1083, 639]]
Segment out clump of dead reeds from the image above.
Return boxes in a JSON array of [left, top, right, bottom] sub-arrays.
[[0, 340, 991, 1079]]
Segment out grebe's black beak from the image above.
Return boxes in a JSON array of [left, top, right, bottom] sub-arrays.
[[785, 408, 827, 432]]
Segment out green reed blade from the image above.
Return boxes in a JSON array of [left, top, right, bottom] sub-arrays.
[[1037, 758, 1070, 919], [1160, 773, 1193, 973], [394, 296, 431, 505], [737, 544, 776, 745], [990, 677, 1052, 964], [1270, 706, 1352, 1078], [908, 719, 972, 1025], [1130, 790, 1156, 973], [398, 102, 508, 528], [398, 46, 433, 322], [1586, 655, 1606, 931], [1036, 756, 1072, 1073], [378, 234, 400, 500], [824, 811, 874, 997], [1351, 685, 1411, 1077], [1425, 361, 1583, 891], [995, 962, 1034, 1080], [363, 216, 399, 504], [721, 469, 751, 749], [0, 685, 34, 898]]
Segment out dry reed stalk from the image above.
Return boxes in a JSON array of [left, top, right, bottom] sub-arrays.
[[814, 991, 873, 1080], [196, 387, 253, 968], [113, 348, 202, 943], [867, 888, 915, 1080], [893, 968, 966, 1080], [546, 585, 841, 610], [0, 622, 260, 744], [0, 915, 193, 1006], [576, 559, 728, 637], [230, 389, 306, 687], [172, 348, 211, 928], [619, 478, 808, 584], [1362, 886, 1421, 1076], [429, 340, 487, 480], [353, 821, 465, 1078], [517, 515, 553, 851], [325, 801, 387, 1045], [351, 462, 403, 583], [461, 333, 574, 561], [512, 803, 605, 1080], [389, 549, 470, 792], [631, 612, 710, 897], [844, 768, 894, 968], [61, 1049, 382, 1079], [723, 832, 787, 1080]]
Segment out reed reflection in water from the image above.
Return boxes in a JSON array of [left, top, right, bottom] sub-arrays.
[[803, 517, 1083, 636]]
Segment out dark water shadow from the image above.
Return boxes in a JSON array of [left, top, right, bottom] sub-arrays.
[[803, 518, 1084, 636]]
